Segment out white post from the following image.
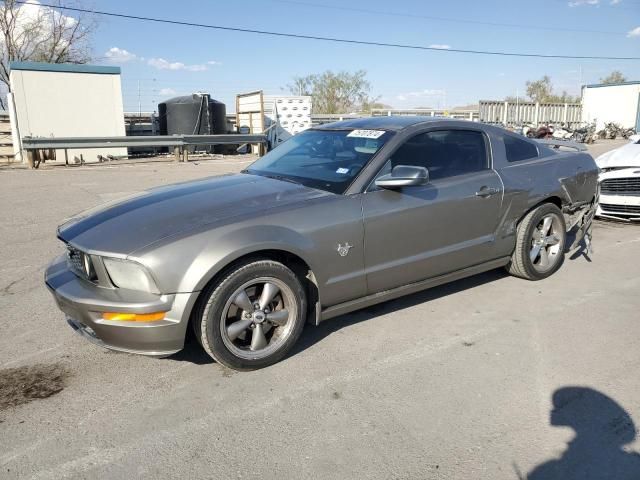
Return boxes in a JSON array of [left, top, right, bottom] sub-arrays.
[[7, 92, 22, 163], [563, 103, 568, 125], [534, 102, 540, 125], [503, 101, 508, 125]]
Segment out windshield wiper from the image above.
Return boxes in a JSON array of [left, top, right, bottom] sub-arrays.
[[260, 173, 304, 186]]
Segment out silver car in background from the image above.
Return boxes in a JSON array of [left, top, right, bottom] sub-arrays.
[[46, 117, 598, 370]]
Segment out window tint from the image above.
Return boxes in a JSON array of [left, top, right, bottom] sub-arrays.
[[389, 130, 488, 181], [504, 135, 538, 162]]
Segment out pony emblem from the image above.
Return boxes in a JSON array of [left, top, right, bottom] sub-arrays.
[[336, 243, 353, 257]]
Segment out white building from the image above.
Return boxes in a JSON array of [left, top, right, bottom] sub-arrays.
[[8, 61, 127, 163], [581, 81, 640, 132]]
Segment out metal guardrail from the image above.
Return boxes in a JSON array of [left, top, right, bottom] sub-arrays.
[[21, 134, 266, 150], [21, 134, 267, 168]]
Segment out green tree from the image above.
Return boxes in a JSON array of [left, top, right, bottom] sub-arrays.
[[361, 100, 392, 112], [523, 76, 579, 103], [286, 70, 379, 114], [600, 70, 627, 85]]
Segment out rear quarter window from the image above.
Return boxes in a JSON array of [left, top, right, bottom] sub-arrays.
[[504, 135, 539, 163]]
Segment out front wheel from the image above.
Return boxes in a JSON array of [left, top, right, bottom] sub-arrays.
[[194, 260, 307, 370], [507, 203, 567, 280]]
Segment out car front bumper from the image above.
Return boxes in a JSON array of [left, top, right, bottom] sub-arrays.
[[45, 254, 197, 357], [597, 194, 640, 221]]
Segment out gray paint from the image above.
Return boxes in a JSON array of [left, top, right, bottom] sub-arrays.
[[47, 118, 598, 356]]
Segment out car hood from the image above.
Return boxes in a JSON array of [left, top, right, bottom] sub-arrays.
[[58, 173, 332, 255], [599, 166, 640, 182], [596, 141, 640, 169]]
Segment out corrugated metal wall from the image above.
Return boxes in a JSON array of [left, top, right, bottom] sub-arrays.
[[479, 101, 582, 126]]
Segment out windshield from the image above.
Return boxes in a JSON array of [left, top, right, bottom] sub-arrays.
[[246, 129, 393, 194]]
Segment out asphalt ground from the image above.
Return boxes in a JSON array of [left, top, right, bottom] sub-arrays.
[[1, 139, 639, 479]]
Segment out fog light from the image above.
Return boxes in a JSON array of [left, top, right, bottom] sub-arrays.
[[102, 312, 165, 322]]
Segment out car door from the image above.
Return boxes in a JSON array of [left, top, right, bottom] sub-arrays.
[[361, 128, 504, 294]]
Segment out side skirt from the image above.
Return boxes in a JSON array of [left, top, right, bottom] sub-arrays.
[[318, 257, 511, 323]]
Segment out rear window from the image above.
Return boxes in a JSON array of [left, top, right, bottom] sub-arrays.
[[504, 135, 538, 162]]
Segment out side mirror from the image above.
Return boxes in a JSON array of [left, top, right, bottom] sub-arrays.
[[375, 165, 429, 189]]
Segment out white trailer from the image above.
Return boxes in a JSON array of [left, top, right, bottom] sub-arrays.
[[9, 61, 127, 163], [581, 81, 640, 132]]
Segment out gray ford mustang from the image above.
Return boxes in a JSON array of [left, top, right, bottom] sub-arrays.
[[46, 117, 598, 370]]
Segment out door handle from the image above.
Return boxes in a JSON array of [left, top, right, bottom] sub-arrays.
[[475, 187, 499, 198]]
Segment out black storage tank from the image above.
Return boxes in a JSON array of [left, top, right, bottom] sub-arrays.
[[158, 93, 227, 152]]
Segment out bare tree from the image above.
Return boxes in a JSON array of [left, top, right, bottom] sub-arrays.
[[0, 0, 96, 108]]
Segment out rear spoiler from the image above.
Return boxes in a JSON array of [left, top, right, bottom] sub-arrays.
[[535, 139, 588, 152]]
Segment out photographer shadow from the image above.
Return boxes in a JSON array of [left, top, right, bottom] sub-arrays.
[[527, 386, 640, 480]]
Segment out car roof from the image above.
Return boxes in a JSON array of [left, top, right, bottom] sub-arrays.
[[314, 116, 472, 132]]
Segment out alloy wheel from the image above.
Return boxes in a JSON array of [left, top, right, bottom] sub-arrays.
[[219, 277, 297, 360], [530, 213, 563, 272]]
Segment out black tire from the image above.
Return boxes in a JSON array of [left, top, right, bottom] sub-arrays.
[[194, 259, 307, 370], [507, 203, 566, 281]]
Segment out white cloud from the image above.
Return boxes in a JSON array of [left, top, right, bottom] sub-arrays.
[[396, 89, 446, 100], [610, 0, 621, 4], [568, 0, 599, 6], [104, 47, 137, 63], [207, 60, 222, 65], [158, 88, 177, 96], [428, 44, 451, 50], [147, 57, 208, 71], [628, 26, 640, 37]]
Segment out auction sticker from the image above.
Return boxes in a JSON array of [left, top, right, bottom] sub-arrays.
[[347, 129, 385, 139]]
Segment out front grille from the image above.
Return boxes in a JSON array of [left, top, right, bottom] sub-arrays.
[[599, 203, 640, 215], [600, 178, 640, 195], [66, 245, 96, 281]]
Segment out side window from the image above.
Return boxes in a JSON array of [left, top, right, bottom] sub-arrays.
[[389, 129, 489, 181], [504, 135, 538, 162]]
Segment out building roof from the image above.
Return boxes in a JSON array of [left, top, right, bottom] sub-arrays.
[[315, 115, 468, 131], [9, 61, 120, 75], [583, 80, 640, 89]]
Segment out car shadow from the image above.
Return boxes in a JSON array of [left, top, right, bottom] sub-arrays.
[[524, 386, 640, 479], [168, 328, 215, 365], [169, 268, 508, 366], [289, 268, 507, 359]]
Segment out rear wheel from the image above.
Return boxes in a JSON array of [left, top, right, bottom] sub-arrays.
[[507, 203, 566, 280], [194, 259, 307, 370]]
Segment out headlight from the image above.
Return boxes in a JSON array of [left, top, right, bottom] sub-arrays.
[[103, 258, 160, 294]]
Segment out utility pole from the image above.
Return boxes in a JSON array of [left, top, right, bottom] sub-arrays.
[[578, 66, 583, 92], [137, 80, 141, 117]]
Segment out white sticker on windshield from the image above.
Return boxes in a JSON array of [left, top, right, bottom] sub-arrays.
[[336, 168, 350, 174], [347, 129, 385, 139]]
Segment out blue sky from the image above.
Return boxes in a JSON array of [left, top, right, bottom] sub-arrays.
[[87, 0, 640, 112]]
